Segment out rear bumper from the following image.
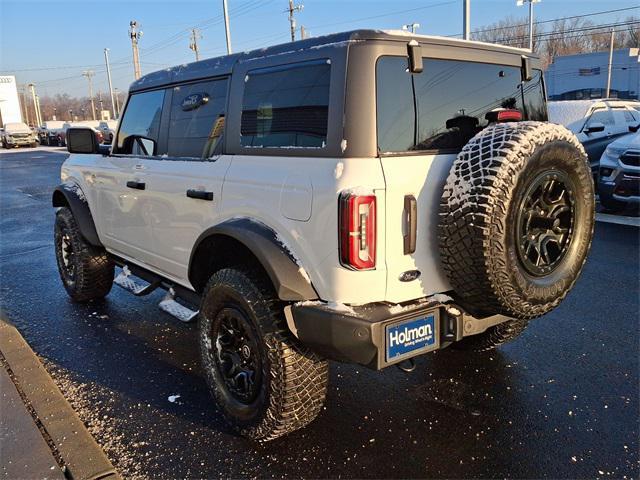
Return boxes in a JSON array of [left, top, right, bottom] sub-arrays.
[[286, 298, 510, 370]]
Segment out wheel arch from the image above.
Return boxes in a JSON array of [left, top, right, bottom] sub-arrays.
[[188, 218, 318, 302], [52, 183, 102, 247]]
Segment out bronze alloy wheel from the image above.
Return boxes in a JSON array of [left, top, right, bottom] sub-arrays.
[[515, 170, 576, 276]]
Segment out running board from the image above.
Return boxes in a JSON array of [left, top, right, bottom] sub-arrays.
[[159, 288, 199, 323], [114, 266, 161, 296]]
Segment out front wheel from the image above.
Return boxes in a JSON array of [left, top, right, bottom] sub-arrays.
[[54, 207, 114, 302], [199, 267, 328, 441]]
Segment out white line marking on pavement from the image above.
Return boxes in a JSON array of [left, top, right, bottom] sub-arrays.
[[596, 213, 640, 227]]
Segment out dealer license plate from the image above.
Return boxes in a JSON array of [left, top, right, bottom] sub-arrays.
[[385, 314, 438, 362]]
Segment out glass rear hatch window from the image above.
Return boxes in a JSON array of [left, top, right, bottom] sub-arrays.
[[240, 60, 331, 149], [376, 56, 547, 154]]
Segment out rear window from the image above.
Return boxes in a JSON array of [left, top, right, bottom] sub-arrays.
[[240, 60, 331, 148], [376, 56, 547, 153]]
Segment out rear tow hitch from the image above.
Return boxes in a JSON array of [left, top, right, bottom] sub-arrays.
[[397, 358, 416, 373]]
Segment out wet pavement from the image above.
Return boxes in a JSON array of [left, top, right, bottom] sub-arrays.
[[1, 149, 638, 479]]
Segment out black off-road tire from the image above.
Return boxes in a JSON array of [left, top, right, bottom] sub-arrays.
[[452, 318, 529, 352], [54, 207, 114, 302], [439, 122, 595, 320], [199, 267, 328, 442]]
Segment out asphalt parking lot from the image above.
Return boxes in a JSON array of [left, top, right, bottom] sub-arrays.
[[0, 148, 638, 479]]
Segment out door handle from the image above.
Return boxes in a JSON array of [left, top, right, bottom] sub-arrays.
[[126, 181, 146, 190], [403, 195, 417, 255], [186, 189, 214, 201]]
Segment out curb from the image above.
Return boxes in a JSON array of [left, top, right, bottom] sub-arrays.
[[0, 319, 119, 480]]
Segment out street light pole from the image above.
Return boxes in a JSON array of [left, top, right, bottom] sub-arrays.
[[28, 83, 41, 126], [114, 88, 121, 117], [104, 48, 116, 119], [606, 29, 615, 98], [222, 0, 232, 54], [463, 0, 470, 40], [517, 0, 540, 51]]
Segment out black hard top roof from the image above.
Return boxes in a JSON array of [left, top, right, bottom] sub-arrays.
[[129, 29, 532, 93]]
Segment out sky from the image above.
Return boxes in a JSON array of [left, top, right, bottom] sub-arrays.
[[0, 0, 637, 98]]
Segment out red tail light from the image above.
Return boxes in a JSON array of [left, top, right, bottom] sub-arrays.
[[339, 192, 376, 270], [485, 109, 523, 123]]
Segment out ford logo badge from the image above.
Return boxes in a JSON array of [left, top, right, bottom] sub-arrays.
[[181, 93, 209, 111], [399, 270, 421, 282]]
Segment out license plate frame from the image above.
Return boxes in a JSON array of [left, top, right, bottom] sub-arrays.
[[385, 310, 439, 363]]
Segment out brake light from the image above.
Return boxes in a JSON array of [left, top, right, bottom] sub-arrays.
[[339, 192, 376, 270], [485, 109, 523, 123]]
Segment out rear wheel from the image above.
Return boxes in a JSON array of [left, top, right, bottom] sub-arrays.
[[54, 207, 114, 302], [199, 267, 328, 441], [439, 122, 595, 319]]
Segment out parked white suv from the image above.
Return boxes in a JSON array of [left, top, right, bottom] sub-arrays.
[[53, 30, 595, 441], [2, 122, 37, 148]]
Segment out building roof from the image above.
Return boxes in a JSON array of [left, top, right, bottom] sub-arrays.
[[129, 29, 535, 93]]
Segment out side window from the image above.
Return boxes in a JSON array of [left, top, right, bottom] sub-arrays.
[[116, 89, 165, 155], [586, 109, 614, 127], [167, 78, 228, 158], [376, 56, 547, 153], [376, 56, 415, 153], [619, 109, 638, 124], [240, 60, 331, 148]]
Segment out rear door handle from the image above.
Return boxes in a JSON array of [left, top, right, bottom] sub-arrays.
[[126, 181, 146, 190], [186, 189, 214, 201], [403, 195, 417, 255]]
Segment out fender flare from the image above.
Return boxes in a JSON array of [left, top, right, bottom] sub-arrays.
[[189, 218, 318, 301], [51, 183, 102, 247]]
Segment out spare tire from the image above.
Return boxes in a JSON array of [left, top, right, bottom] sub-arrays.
[[438, 121, 594, 319]]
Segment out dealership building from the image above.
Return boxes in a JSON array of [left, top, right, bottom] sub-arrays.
[[0, 75, 23, 126], [545, 48, 640, 101]]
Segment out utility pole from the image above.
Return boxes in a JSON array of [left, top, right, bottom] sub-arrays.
[[222, 0, 232, 54], [606, 29, 615, 98], [517, 0, 541, 52], [114, 88, 121, 117], [19, 86, 30, 125], [129, 20, 143, 80], [189, 28, 202, 61], [82, 70, 96, 120], [463, 0, 470, 40], [35, 95, 42, 124], [300, 25, 307, 40], [28, 84, 41, 126], [287, 0, 304, 42], [104, 48, 116, 119]]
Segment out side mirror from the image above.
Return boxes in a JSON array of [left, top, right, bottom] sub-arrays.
[[67, 127, 99, 154], [629, 124, 640, 133], [584, 122, 605, 134]]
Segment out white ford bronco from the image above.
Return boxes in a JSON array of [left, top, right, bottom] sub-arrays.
[[53, 30, 595, 441]]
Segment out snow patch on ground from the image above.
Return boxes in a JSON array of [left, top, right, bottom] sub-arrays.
[[167, 394, 181, 403]]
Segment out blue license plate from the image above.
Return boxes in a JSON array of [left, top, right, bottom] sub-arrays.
[[386, 314, 437, 362]]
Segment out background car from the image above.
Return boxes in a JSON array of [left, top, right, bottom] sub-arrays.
[[98, 120, 118, 144], [40, 121, 65, 146], [548, 99, 640, 175], [56, 121, 103, 146], [1, 122, 38, 148], [597, 129, 640, 213]]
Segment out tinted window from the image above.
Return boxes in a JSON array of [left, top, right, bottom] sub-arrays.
[[241, 60, 330, 148], [116, 89, 165, 154], [587, 109, 614, 127], [168, 79, 228, 158], [376, 56, 547, 153]]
